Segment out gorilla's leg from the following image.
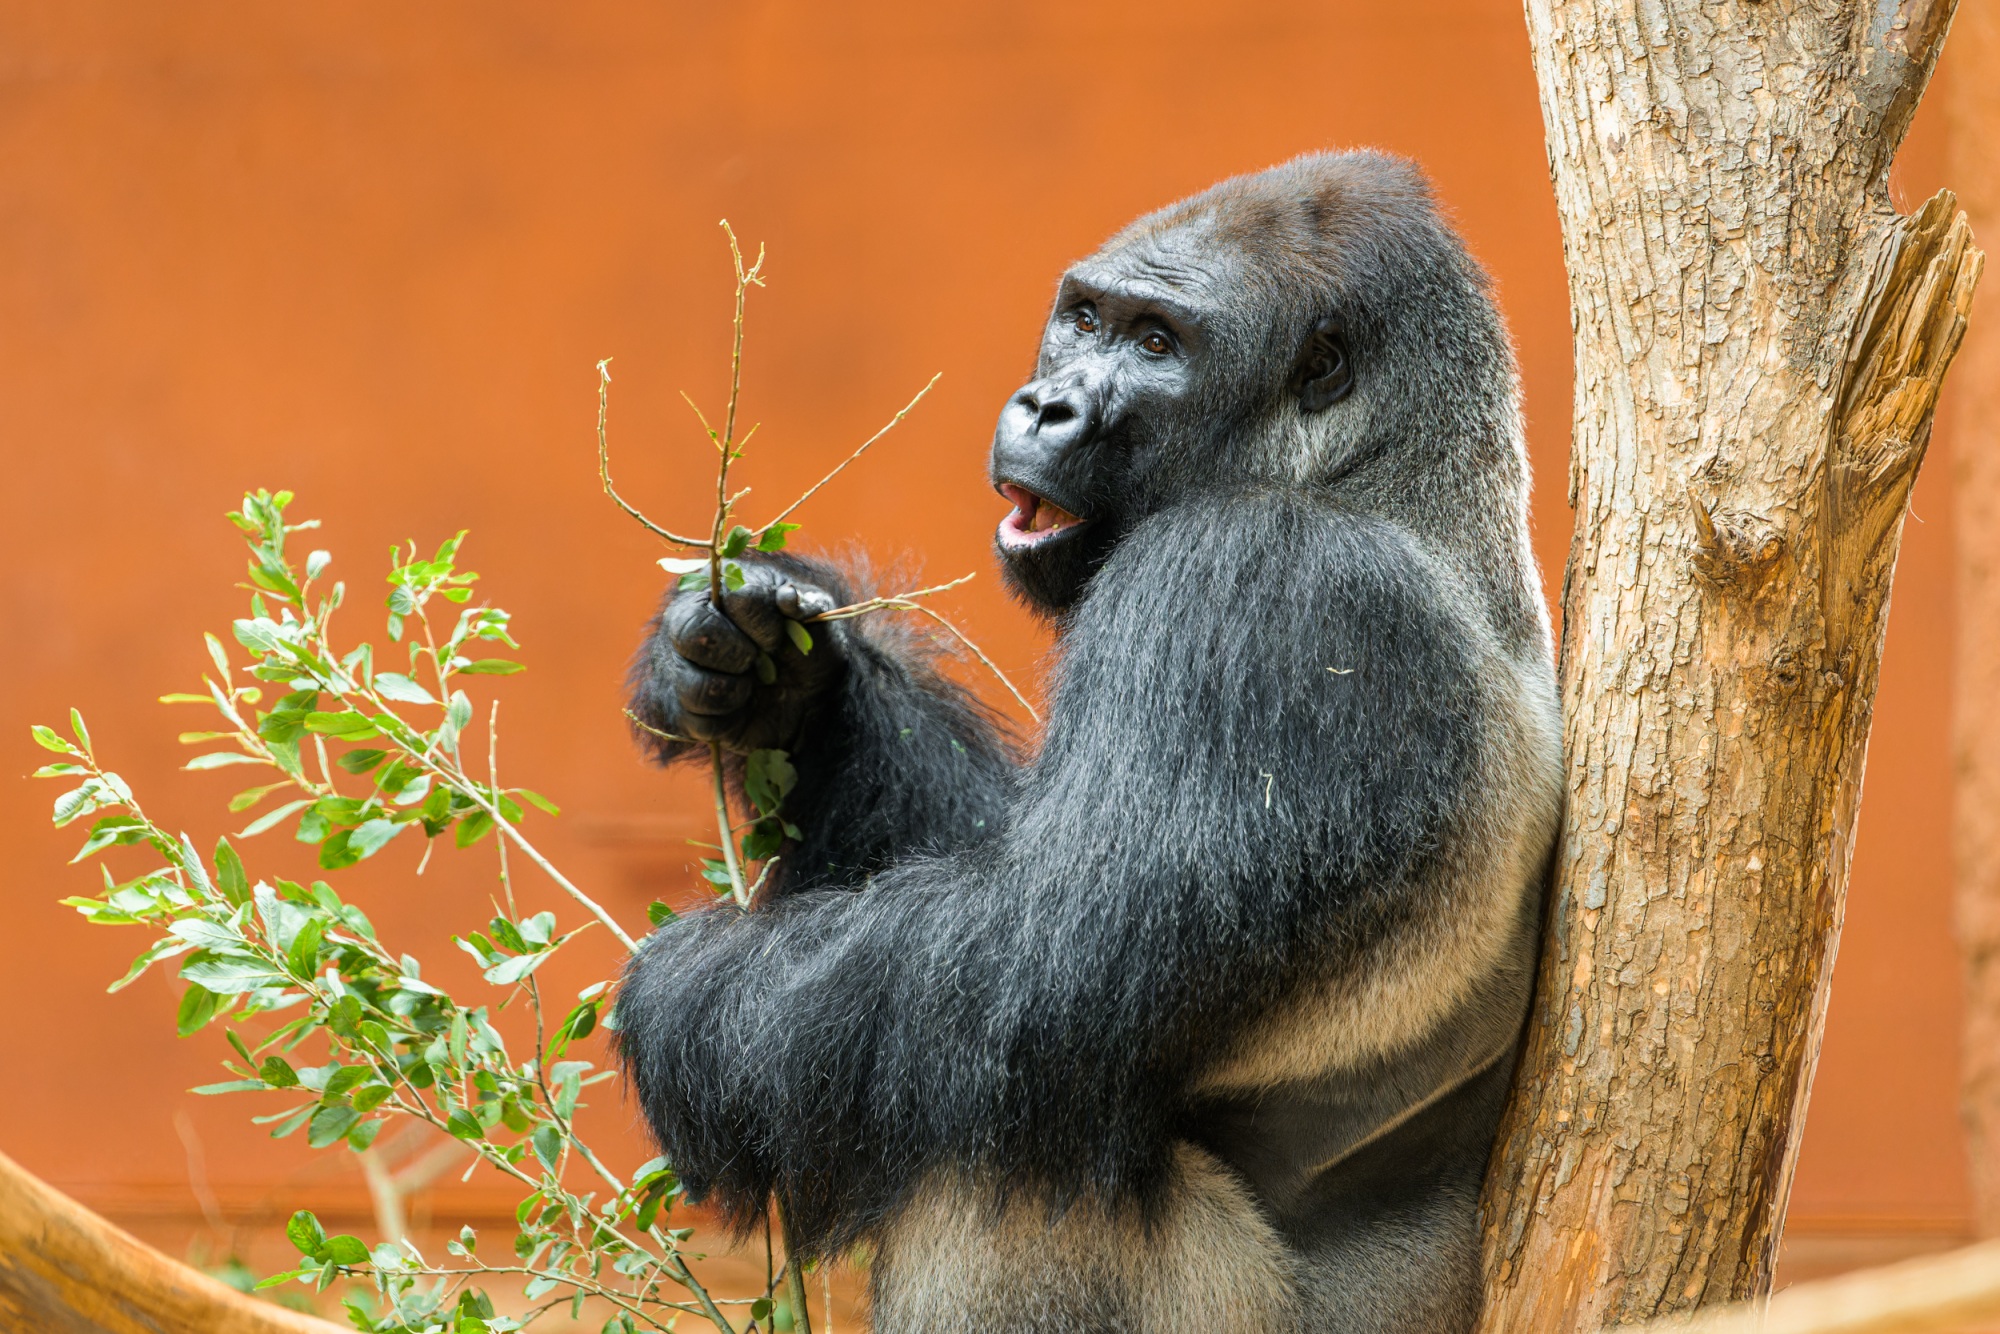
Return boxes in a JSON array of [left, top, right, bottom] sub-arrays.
[[869, 1148, 1296, 1334]]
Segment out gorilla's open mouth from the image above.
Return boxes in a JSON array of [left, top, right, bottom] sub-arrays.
[[997, 483, 1088, 551]]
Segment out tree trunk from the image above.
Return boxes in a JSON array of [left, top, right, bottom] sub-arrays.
[[0, 1147, 342, 1334], [1953, 0, 2000, 1242], [1477, 2, 1984, 1328]]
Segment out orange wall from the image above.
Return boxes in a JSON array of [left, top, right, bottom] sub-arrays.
[[0, 1, 1975, 1239]]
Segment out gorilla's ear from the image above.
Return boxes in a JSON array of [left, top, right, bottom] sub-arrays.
[[1290, 318, 1353, 413]]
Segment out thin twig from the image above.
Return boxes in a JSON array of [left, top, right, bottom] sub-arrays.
[[709, 741, 750, 907], [709, 222, 768, 610], [755, 372, 941, 535], [779, 1193, 814, 1334], [597, 360, 713, 548], [913, 605, 1040, 724], [813, 582, 1039, 725], [625, 709, 693, 747], [811, 573, 975, 622]]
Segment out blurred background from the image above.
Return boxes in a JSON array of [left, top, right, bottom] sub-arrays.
[[0, 0, 1991, 1307]]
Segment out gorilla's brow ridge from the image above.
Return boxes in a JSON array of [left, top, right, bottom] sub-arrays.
[[1059, 270, 1209, 330]]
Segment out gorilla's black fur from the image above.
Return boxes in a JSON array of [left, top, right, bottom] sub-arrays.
[[619, 151, 1561, 1333]]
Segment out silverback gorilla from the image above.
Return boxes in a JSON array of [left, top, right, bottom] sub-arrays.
[[618, 151, 1562, 1333]]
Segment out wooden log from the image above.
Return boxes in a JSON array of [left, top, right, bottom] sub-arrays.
[[0, 1146, 342, 1334], [1641, 1237, 2000, 1333]]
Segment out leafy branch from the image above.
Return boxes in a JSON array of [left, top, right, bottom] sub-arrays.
[[35, 224, 1026, 1334], [34, 491, 773, 1333]]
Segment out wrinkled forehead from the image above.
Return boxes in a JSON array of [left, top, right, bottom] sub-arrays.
[[1062, 219, 1258, 327]]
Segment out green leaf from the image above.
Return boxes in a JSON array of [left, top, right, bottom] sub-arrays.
[[181, 959, 289, 995], [52, 784, 106, 828], [317, 831, 360, 871], [191, 1079, 267, 1095], [646, 901, 675, 926], [176, 984, 225, 1036], [372, 673, 436, 705], [556, 1000, 598, 1048], [286, 918, 324, 979], [237, 799, 311, 839], [285, 1209, 326, 1257], [304, 712, 381, 741], [336, 749, 389, 775], [184, 751, 265, 771], [260, 1056, 301, 1088], [305, 549, 331, 579], [445, 1109, 486, 1141], [531, 1125, 563, 1173], [31, 724, 77, 755], [349, 819, 404, 861], [228, 782, 293, 812], [213, 838, 249, 906], [742, 822, 784, 862], [33, 762, 86, 777], [720, 525, 754, 558], [456, 659, 524, 675], [785, 620, 813, 655], [306, 1105, 360, 1149], [483, 953, 550, 986], [205, 631, 234, 681], [723, 560, 747, 591], [519, 911, 555, 948], [295, 808, 329, 844], [69, 708, 92, 752], [455, 810, 495, 848], [265, 1105, 314, 1139], [321, 1234, 369, 1266], [71, 814, 148, 862], [327, 995, 365, 1037], [514, 788, 559, 817], [743, 749, 797, 816], [756, 523, 800, 552], [168, 920, 243, 952]]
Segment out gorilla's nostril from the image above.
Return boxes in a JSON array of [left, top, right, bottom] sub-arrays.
[[1038, 400, 1078, 428]]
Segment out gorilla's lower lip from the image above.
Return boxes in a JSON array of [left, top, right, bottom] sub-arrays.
[[997, 483, 1088, 551]]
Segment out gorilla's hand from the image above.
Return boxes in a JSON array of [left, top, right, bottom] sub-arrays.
[[644, 563, 846, 754]]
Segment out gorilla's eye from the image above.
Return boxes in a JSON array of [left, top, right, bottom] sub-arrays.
[[1072, 310, 1099, 335], [1140, 331, 1173, 356]]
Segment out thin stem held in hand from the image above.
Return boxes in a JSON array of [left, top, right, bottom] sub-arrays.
[[597, 359, 713, 549]]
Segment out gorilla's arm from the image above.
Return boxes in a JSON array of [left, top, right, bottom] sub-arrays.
[[628, 553, 1015, 893], [616, 494, 1483, 1253]]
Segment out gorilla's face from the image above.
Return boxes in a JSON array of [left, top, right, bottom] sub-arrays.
[[989, 229, 1353, 616]]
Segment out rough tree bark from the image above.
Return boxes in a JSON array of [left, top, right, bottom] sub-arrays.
[[1477, 2, 1984, 1329], [1953, 0, 2000, 1242]]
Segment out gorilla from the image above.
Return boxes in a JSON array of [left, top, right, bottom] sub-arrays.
[[618, 150, 1561, 1333]]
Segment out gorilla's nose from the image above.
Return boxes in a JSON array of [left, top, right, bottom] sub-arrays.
[[1010, 382, 1096, 450]]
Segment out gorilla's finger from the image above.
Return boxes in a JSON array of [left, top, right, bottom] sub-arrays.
[[667, 596, 760, 673], [775, 582, 838, 621], [676, 710, 738, 744], [718, 574, 796, 654], [676, 665, 754, 717]]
